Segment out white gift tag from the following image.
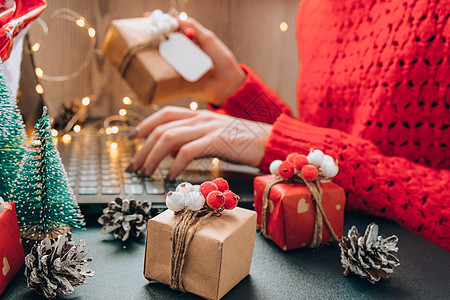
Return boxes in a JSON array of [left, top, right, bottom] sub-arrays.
[[159, 32, 213, 82]]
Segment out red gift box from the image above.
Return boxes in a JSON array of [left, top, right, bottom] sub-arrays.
[[0, 201, 25, 295], [254, 175, 346, 250]]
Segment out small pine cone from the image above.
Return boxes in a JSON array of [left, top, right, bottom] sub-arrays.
[[98, 197, 152, 241], [24, 233, 94, 299], [339, 222, 400, 284]]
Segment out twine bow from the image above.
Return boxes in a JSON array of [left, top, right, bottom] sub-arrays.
[[261, 176, 340, 248], [0, 196, 4, 214]]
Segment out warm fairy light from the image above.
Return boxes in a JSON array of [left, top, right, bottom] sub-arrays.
[[62, 134, 72, 143], [51, 129, 58, 137], [35, 67, 44, 78], [110, 142, 118, 150], [36, 84, 44, 94], [73, 125, 81, 133], [111, 126, 119, 134], [76, 18, 85, 27], [123, 96, 132, 105], [190, 101, 198, 111], [82, 96, 90, 106], [119, 109, 127, 116], [105, 127, 113, 135], [212, 158, 220, 165], [88, 27, 96, 38], [32, 43, 40, 52], [280, 22, 288, 32], [180, 12, 188, 20]]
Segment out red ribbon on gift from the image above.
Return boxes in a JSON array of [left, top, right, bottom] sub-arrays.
[[0, 0, 47, 62]]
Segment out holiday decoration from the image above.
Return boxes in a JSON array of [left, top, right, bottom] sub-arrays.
[[103, 11, 207, 105], [0, 197, 25, 296], [339, 223, 400, 284], [24, 233, 94, 299], [98, 197, 152, 241], [254, 150, 345, 250], [0, 64, 28, 200], [9, 107, 85, 251], [145, 179, 256, 299]]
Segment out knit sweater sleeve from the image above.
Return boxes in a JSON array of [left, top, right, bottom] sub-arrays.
[[209, 64, 293, 124], [261, 113, 450, 251]]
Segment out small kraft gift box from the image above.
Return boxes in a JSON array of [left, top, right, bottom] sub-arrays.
[[0, 198, 25, 295], [144, 180, 257, 300], [103, 10, 211, 105], [254, 150, 346, 250]]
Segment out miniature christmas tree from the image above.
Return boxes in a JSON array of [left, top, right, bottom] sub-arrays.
[[10, 106, 85, 245], [0, 64, 28, 200]]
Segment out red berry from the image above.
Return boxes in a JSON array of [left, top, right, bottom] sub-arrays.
[[223, 190, 240, 210], [212, 177, 229, 192], [278, 161, 294, 179], [199, 181, 218, 198], [286, 153, 301, 164], [184, 27, 195, 39], [293, 154, 309, 171], [301, 164, 319, 181], [206, 190, 225, 211]]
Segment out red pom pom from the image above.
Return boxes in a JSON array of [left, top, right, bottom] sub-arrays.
[[199, 181, 218, 198], [184, 27, 195, 39], [301, 164, 319, 181], [206, 190, 225, 211], [212, 177, 229, 192], [223, 190, 239, 210], [278, 161, 294, 179], [286, 153, 301, 164], [293, 154, 309, 171]]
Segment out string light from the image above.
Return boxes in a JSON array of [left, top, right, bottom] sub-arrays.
[[35, 68, 44, 78], [110, 142, 118, 150], [88, 27, 95, 38], [51, 129, 58, 137], [36, 84, 44, 94], [81, 96, 90, 106], [180, 12, 188, 20], [32, 43, 40, 52], [111, 126, 119, 134], [105, 127, 113, 135], [280, 22, 288, 32], [76, 17, 85, 27], [119, 109, 127, 116], [212, 158, 220, 165], [62, 134, 72, 143], [190, 101, 198, 111], [73, 125, 81, 133], [123, 97, 132, 105]]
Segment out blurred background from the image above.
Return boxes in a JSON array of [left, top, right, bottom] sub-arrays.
[[17, 0, 300, 131]]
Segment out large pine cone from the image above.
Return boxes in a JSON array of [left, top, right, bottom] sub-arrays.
[[24, 233, 94, 299], [339, 222, 400, 284], [98, 197, 151, 241]]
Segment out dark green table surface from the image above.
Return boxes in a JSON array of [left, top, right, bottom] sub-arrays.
[[2, 180, 449, 300]]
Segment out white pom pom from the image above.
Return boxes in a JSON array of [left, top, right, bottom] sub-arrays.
[[269, 160, 283, 175], [307, 149, 324, 167], [168, 17, 179, 30], [166, 191, 185, 212], [151, 9, 163, 19], [192, 185, 201, 192], [175, 182, 194, 196], [148, 25, 159, 36], [321, 160, 339, 178], [184, 191, 205, 211]]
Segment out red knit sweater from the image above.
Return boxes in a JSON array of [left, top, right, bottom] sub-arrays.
[[213, 0, 449, 250]]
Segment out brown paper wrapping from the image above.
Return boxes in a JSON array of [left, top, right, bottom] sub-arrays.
[[144, 207, 257, 300], [103, 17, 207, 105]]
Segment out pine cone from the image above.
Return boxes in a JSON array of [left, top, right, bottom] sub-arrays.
[[98, 197, 152, 241], [339, 222, 400, 284], [24, 233, 94, 299]]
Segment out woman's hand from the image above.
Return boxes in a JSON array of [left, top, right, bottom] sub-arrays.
[[128, 106, 271, 181], [176, 16, 246, 106]]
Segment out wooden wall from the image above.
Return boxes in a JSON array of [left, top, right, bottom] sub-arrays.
[[19, 0, 300, 124]]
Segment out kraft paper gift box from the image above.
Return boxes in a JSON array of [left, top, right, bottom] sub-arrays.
[[254, 175, 346, 251], [144, 207, 256, 300], [103, 17, 206, 105], [0, 201, 25, 295]]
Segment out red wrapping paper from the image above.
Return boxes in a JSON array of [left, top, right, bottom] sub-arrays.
[[0, 201, 25, 295], [254, 175, 346, 251], [0, 0, 47, 62]]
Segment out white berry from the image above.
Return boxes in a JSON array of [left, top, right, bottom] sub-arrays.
[[184, 191, 205, 211], [307, 149, 324, 167], [166, 191, 185, 212], [321, 160, 339, 178], [192, 185, 201, 192], [269, 160, 283, 175], [176, 182, 194, 196], [323, 154, 334, 163]]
